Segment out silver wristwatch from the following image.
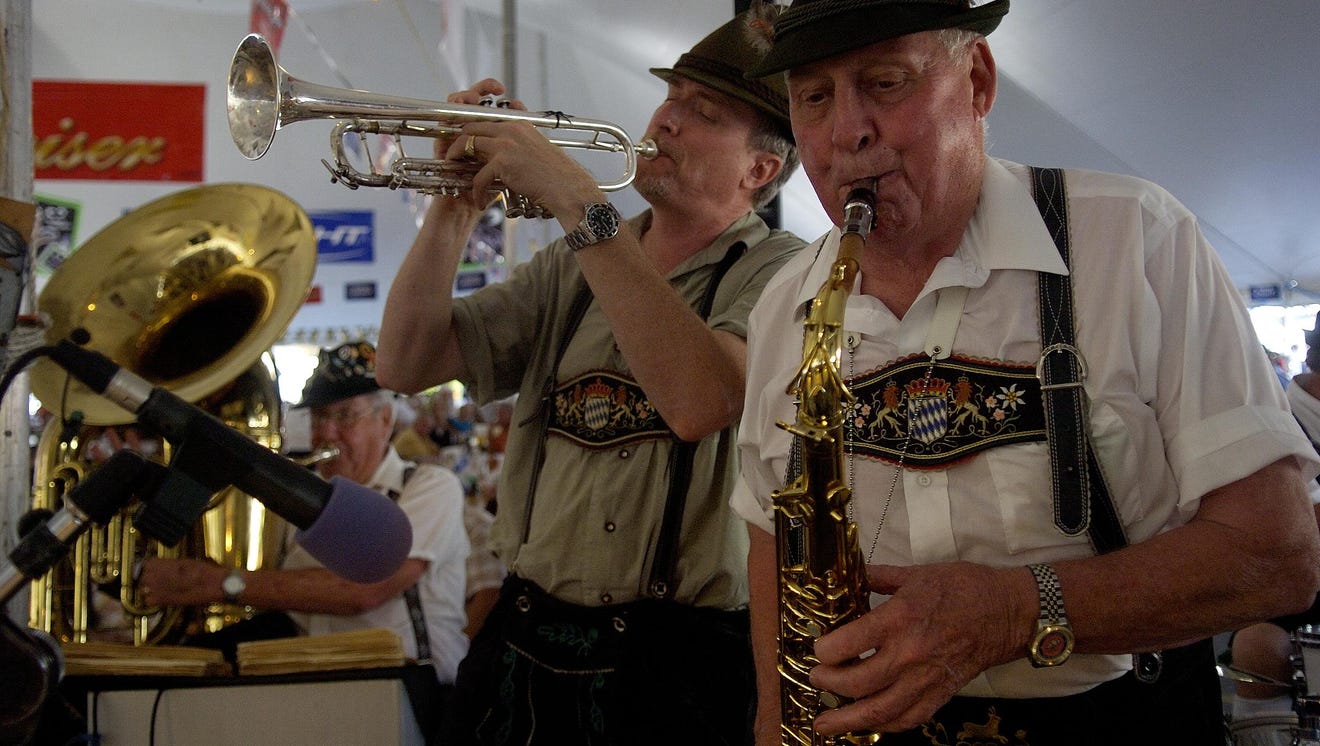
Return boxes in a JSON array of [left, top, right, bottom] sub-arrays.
[[564, 202, 621, 251], [222, 569, 247, 604], [1027, 563, 1074, 667]]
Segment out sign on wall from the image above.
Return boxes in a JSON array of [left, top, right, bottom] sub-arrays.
[[310, 209, 375, 263], [33, 81, 206, 183], [33, 194, 81, 276]]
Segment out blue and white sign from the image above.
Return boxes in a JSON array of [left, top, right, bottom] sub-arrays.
[[310, 209, 375, 263]]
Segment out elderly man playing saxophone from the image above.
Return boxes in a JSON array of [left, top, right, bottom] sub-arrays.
[[731, 1, 1320, 744]]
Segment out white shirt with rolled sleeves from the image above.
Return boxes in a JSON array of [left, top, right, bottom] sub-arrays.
[[731, 156, 1320, 698], [284, 447, 470, 684]]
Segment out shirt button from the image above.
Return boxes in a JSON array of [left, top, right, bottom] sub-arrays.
[[916, 473, 932, 487], [619, 449, 630, 459], [604, 521, 616, 532], [600, 593, 613, 604]]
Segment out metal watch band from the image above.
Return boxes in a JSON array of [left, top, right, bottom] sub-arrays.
[[564, 202, 619, 251], [1028, 562, 1067, 623]]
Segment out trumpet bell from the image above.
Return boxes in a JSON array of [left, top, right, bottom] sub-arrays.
[[31, 183, 316, 425], [228, 33, 283, 160], [226, 33, 655, 214]]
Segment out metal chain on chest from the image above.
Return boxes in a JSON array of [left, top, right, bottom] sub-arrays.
[[848, 342, 941, 562]]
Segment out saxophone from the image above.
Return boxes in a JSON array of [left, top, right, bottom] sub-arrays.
[[772, 182, 881, 746]]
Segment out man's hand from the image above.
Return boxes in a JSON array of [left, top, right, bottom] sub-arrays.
[[809, 562, 1035, 735], [441, 78, 602, 220]]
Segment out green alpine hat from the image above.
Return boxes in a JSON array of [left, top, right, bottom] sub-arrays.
[[747, 0, 1010, 78], [650, 6, 793, 140]]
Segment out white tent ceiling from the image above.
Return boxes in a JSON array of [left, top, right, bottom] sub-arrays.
[[30, 0, 1320, 308]]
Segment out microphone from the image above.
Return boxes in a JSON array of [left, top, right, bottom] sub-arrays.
[[1, 450, 158, 604], [45, 338, 412, 584]]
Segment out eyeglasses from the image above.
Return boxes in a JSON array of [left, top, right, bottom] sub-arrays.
[[310, 406, 374, 429]]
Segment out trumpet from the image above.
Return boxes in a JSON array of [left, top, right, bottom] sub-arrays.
[[227, 33, 658, 218], [295, 446, 340, 468]]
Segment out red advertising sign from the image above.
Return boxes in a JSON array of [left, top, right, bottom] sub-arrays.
[[250, 0, 290, 54], [34, 81, 205, 183]]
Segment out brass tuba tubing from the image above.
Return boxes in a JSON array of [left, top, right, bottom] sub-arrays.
[[227, 33, 657, 209]]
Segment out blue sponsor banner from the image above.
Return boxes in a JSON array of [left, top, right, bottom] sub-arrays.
[[310, 209, 374, 263]]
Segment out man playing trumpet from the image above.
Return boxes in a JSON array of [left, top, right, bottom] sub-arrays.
[[377, 7, 804, 744]]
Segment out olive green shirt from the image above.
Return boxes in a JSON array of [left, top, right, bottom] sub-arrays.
[[452, 209, 803, 609]]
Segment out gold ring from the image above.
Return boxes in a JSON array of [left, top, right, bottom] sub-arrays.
[[464, 135, 477, 159]]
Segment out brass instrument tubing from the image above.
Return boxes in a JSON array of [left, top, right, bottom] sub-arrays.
[[295, 446, 340, 467], [773, 180, 880, 745]]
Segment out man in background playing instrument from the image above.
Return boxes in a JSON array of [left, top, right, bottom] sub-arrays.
[[376, 7, 804, 744], [140, 341, 470, 695], [731, 1, 1320, 743]]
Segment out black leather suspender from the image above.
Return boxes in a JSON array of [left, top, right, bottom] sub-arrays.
[[1031, 166, 1166, 682], [1030, 166, 1128, 554], [388, 466, 431, 663], [518, 241, 748, 600], [647, 242, 747, 599]]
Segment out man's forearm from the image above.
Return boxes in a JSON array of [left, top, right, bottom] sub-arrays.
[[567, 218, 748, 439], [1058, 457, 1320, 655], [377, 199, 482, 392]]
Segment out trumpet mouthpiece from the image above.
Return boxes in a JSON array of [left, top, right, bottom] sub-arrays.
[[637, 138, 660, 160]]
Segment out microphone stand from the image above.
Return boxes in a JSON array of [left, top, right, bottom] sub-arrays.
[[0, 450, 163, 746]]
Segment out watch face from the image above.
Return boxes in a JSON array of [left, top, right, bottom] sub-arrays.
[[223, 572, 245, 596], [1031, 625, 1075, 666], [585, 204, 619, 239]]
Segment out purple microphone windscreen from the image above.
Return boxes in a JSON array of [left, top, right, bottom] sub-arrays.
[[294, 477, 413, 583]]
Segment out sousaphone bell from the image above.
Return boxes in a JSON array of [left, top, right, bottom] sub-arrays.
[[28, 183, 316, 645]]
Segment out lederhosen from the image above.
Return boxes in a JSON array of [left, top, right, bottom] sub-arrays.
[[446, 244, 755, 746], [868, 167, 1224, 745]]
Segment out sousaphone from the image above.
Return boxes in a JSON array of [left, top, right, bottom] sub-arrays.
[[28, 183, 316, 645]]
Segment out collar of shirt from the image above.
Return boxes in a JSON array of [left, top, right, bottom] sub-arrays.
[[791, 156, 1069, 316], [635, 208, 769, 281], [365, 446, 407, 494]]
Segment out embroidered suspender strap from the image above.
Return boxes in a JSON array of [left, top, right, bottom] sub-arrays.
[[388, 465, 432, 663], [648, 241, 748, 599], [1029, 166, 1128, 554]]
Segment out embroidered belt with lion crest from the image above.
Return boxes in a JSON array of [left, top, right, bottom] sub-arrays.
[[546, 370, 670, 449], [845, 353, 1047, 469]]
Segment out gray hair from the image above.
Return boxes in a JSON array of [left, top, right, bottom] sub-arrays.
[[936, 28, 981, 58], [367, 388, 398, 431], [747, 110, 799, 209]]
